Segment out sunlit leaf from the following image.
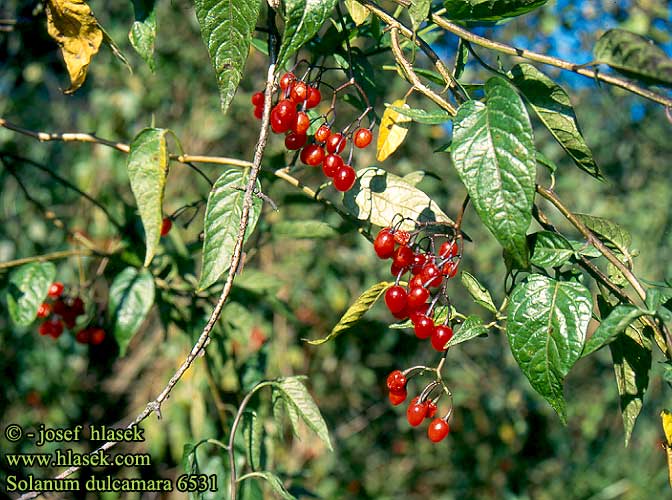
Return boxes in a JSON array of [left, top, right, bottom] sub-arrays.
[[460, 271, 497, 313], [387, 104, 453, 125], [442, 0, 549, 22], [583, 304, 646, 357], [574, 213, 632, 259], [528, 231, 575, 268], [129, 0, 156, 71], [344, 0, 369, 25], [409, 0, 431, 30], [446, 315, 488, 347], [377, 99, 412, 161]]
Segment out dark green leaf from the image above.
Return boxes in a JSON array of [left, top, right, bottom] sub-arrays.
[[594, 29, 672, 88], [510, 63, 601, 179], [198, 168, 262, 290], [127, 128, 170, 266], [442, 0, 549, 22], [574, 213, 632, 259], [454, 38, 469, 80], [306, 282, 393, 345], [447, 315, 488, 347], [194, 0, 261, 113], [460, 271, 497, 313], [108, 267, 155, 356], [242, 472, 296, 500], [506, 274, 593, 422], [409, 0, 431, 30], [272, 220, 338, 239], [6, 262, 56, 326], [343, 167, 456, 231], [583, 304, 645, 357], [242, 411, 263, 471], [528, 231, 575, 268], [129, 0, 156, 71], [275, 377, 332, 450], [387, 104, 453, 124], [277, 0, 338, 69], [451, 77, 536, 267]]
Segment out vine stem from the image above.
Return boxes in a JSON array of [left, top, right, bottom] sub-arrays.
[[14, 63, 276, 500]]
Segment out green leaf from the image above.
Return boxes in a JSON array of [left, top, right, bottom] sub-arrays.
[[574, 213, 632, 259], [275, 377, 332, 450], [387, 104, 453, 124], [460, 271, 497, 313], [108, 267, 155, 356], [242, 472, 296, 500], [127, 128, 170, 267], [344, 0, 369, 26], [277, 0, 338, 69], [506, 274, 593, 422], [409, 0, 431, 30], [594, 29, 672, 88], [343, 167, 456, 231], [194, 0, 261, 113], [242, 411, 263, 471], [528, 231, 575, 268], [451, 76, 536, 267], [6, 262, 56, 326], [271, 220, 338, 239], [447, 315, 488, 347], [306, 282, 393, 345], [509, 63, 601, 180], [583, 304, 645, 357], [129, 0, 156, 71], [198, 168, 262, 291], [442, 0, 549, 22]]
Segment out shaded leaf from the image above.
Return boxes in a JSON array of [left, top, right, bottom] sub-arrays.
[[126, 128, 170, 266], [243, 472, 296, 500], [528, 231, 575, 268], [277, 0, 338, 69], [108, 267, 155, 356], [344, 0, 369, 25], [306, 282, 393, 345], [409, 0, 431, 30], [442, 0, 549, 22], [198, 169, 262, 290], [583, 304, 645, 357], [377, 99, 412, 161], [506, 274, 592, 422], [510, 63, 601, 179], [46, 0, 103, 93], [242, 411, 263, 471], [275, 377, 332, 450], [387, 104, 453, 125], [343, 167, 455, 231], [574, 213, 632, 259], [451, 77, 536, 267], [594, 29, 672, 87], [6, 263, 56, 326], [447, 315, 488, 347], [460, 271, 497, 313], [129, 0, 156, 71], [194, 0, 261, 113]]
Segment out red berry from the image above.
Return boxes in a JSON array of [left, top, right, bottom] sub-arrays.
[[407, 286, 430, 309], [426, 401, 438, 419], [326, 133, 347, 154], [38, 321, 52, 336], [384, 285, 408, 314], [53, 299, 67, 316], [353, 128, 373, 148], [411, 253, 427, 275], [251, 91, 264, 107], [439, 240, 459, 259], [428, 419, 450, 442], [290, 81, 308, 102], [279, 72, 295, 91], [420, 263, 443, 288], [389, 389, 407, 406], [431, 325, 454, 351], [48, 319, 64, 338], [300, 144, 325, 166], [275, 99, 298, 127], [285, 133, 307, 150], [71, 297, 85, 316], [386, 370, 407, 393], [390, 262, 408, 278], [408, 304, 428, 324], [305, 86, 322, 109], [90, 328, 106, 345], [407, 401, 428, 427], [392, 245, 414, 269], [409, 274, 424, 289], [37, 302, 51, 319], [373, 228, 396, 259], [253, 105, 263, 119], [161, 217, 172, 236], [315, 124, 331, 143], [393, 230, 410, 246], [293, 112, 310, 135], [333, 165, 356, 192], [48, 282, 64, 298], [271, 107, 288, 133], [322, 154, 343, 177], [413, 314, 435, 339], [442, 260, 459, 278], [61, 308, 78, 329], [75, 328, 91, 344], [391, 303, 410, 320]]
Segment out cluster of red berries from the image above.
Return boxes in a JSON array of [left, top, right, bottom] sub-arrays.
[[374, 225, 461, 351], [387, 370, 451, 443], [36, 282, 105, 345], [252, 71, 374, 192]]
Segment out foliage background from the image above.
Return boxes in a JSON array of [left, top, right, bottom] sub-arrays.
[[1, 0, 671, 498]]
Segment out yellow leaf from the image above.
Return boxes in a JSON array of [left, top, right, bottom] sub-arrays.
[[662, 409, 672, 446], [46, 0, 103, 94], [377, 99, 412, 162], [344, 0, 370, 26]]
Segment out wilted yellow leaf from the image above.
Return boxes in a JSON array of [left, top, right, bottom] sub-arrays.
[[662, 410, 672, 446], [46, 0, 103, 93], [377, 99, 412, 162], [344, 0, 370, 26]]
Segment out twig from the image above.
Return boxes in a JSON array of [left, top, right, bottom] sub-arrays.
[[0, 249, 93, 270], [15, 63, 277, 500]]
